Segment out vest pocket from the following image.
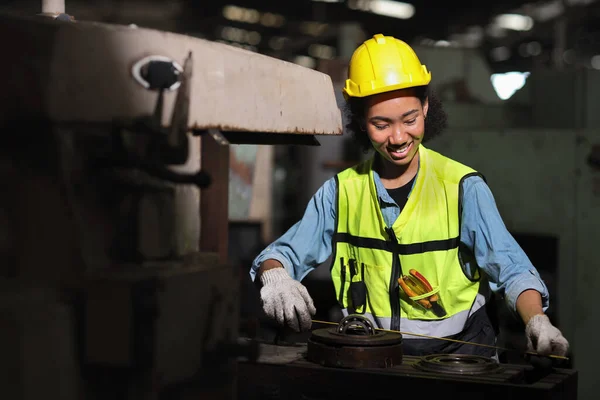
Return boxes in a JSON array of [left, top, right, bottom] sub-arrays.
[[407, 288, 446, 318], [337, 257, 347, 307], [359, 262, 393, 318], [399, 272, 447, 319], [336, 258, 367, 313], [349, 281, 367, 313], [348, 260, 366, 313]]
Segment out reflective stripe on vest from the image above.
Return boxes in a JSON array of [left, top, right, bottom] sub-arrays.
[[331, 145, 483, 336], [339, 293, 487, 339]]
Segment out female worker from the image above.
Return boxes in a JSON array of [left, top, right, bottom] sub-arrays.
[[250, 34, 569, 358]]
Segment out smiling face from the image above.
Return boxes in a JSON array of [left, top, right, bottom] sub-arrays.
[[365, 89, 428, 169]]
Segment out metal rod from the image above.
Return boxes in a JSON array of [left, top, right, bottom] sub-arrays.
[[42, 0, 65, 14], [311, 319, 570, 361]]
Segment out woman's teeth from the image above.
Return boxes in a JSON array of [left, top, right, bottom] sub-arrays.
[[389, 142, 411, 154]]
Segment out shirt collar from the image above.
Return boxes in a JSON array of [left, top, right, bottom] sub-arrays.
[[372, 154, 420, 205]]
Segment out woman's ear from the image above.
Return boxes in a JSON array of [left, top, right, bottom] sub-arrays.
[[423, 97, 429, 118]]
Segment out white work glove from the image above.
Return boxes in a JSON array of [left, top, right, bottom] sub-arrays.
[[259, 268, 316, 332], [525, 314, 569, 357]]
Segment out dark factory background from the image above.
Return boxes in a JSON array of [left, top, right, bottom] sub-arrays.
[[0, 1, 598, 399]]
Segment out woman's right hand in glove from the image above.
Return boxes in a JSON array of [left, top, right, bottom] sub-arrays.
[[259, 267, 316, 332]]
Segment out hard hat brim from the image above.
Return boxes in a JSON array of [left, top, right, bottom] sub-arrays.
[[343, 76, 431, 100]]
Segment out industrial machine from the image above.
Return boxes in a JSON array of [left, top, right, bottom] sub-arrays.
[[0, 4, 579, 400], [238, 315, 577, 400], [0, 7, 340, 400]]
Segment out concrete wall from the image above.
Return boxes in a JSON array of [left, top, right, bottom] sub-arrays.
[[573, 129, 600, 400], [427, 126, 598, 400], [412, 45, 502, 105]]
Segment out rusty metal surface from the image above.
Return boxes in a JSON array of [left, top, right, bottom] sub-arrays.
[[306, 338, 403, 369], [413, 354, 502, 375], [305, 315, 404, 369], [238, 347, 579, 400], [0, 14, 343, 136], [248, 342, 306, 365], [309, 327, 402, 347], [309, 314, 403, 347]]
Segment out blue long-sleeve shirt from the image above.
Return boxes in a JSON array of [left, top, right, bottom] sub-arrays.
[[250, 170, 549, 314]]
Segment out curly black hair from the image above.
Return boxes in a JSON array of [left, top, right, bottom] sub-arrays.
[[343, 86, 448, 153]]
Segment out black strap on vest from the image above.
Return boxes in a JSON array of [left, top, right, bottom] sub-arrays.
[[332, 232, 459, 254]]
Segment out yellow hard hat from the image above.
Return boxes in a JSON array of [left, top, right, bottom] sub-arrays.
[[343, 34, 431, 99]]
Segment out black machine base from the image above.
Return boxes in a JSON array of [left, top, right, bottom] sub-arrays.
[[237, 343, 577, 400]]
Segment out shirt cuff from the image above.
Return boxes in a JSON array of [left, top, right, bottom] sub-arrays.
[[250, 252, 294, 282], [505, 269, 550, 314]]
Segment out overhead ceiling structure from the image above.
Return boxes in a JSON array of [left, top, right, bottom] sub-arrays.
[[181, 0, 600, 74], [2, 0, 600, 74]]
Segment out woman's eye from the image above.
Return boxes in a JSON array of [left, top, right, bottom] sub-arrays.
[[405, 119, 417, 125], [374, 125, 388, 130]]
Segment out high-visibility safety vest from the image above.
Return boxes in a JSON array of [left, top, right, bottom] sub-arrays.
[[331, 145, 485, 339]]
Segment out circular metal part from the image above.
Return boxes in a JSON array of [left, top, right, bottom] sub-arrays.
[[310, 327, 402, 347], [413, 354, 502, 375], [306, 338, 403, 369], [306, 316, 403, 369], [310, 315, 402, 347], [336, 314, 376, 336], [306, 314, 403, 368]]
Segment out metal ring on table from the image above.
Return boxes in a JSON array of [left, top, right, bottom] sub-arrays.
[[336, 314, 376, 336]]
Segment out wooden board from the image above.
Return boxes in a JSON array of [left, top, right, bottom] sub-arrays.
[[0, 14, 342, 136]]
